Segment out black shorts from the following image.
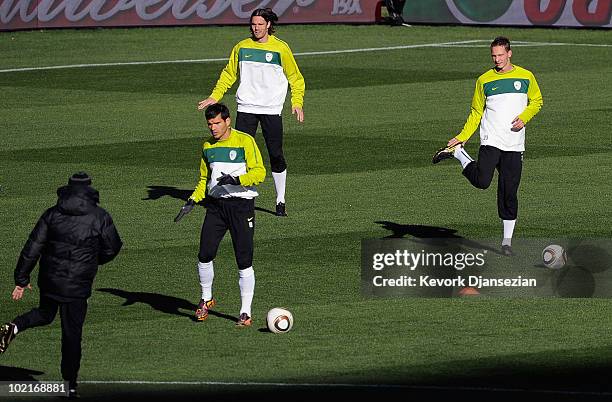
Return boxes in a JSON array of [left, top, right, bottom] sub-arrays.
[[198, 197, 255, 269]]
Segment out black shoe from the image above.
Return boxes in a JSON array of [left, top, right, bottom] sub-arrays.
[[0, 323, 16, 354], [390, 16, 404, 26], [275, 202, 287, 217], [432, 143, 461, 164], [501, 245, 514, 256], [235, 313, 253, 327], [67, 388, 79, 399]]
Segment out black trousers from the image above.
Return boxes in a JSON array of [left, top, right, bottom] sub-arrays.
[[385, 0, 406, 15], [198, 197, 255, 270], [13, 295, 88, 388], [462, 145, 523, 220], [235, 112, 286, 173]]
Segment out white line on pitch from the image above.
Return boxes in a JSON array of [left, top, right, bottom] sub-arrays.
[[438, 40, 612, 48], [0, 40, 609, 73], [0, 40, 480, 73], [0, 57, 228, 73], [78, 380, 612, 396], [293, 39, 483, 55]]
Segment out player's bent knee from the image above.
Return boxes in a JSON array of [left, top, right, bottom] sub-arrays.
[[473, 174, 494, 189], [474, 182, 492, 190], [40, 315, 56, 326]]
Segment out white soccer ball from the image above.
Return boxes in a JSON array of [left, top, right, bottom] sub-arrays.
[[266, 308, 293, 334], [542, 244, 567, 269]]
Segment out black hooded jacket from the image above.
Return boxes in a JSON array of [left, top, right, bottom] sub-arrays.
[[14, 184, 122, 299]]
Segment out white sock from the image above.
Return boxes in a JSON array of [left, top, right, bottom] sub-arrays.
[[197, 261, 214, 301], [13, 324, 18, 335], [453, 146, 474, 169], [238, 267, 255, 317], [272, 170, 287, 204], [502, 220, 516, 246]]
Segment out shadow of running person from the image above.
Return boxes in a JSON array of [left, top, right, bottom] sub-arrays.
[[0, 365, 44, 381], [375, 221, 461, 239], [97, 288, 235, 322], [372, 221, 505, 297], [254, 206, 277, 216], [143, 185, 277, 216], [142, 185, 192, 202], [375, 221, 499, 254]]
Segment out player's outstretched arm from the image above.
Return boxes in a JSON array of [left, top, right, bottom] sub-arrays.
[[198, 97, 218, 111]]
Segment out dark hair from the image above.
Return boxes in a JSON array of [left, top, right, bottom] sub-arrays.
[[491, 36, 511, 51], [204, 103, 230, 121], [251, 8, 278, 35]]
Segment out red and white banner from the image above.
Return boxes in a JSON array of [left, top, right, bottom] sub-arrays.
[[0, 0, 379, 31], [404, 0, 612, 28]]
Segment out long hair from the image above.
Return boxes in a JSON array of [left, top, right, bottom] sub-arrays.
[[251, 8, 278, 35]]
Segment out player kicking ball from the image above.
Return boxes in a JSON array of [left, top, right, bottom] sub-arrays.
[[432, 36, 543, 256]]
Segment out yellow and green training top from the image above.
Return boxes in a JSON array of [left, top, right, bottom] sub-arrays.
[[190, 128, 266, 202], [209, 35, 305, 115], [456, 65, 543, 152]]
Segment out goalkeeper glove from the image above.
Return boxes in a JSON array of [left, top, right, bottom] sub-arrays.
[[217, 173, 240, 186], [174, 199, 195, 223]]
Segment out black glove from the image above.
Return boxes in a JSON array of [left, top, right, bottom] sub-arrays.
[[174, 199, 195, 223], [217, 173, 240, 186]]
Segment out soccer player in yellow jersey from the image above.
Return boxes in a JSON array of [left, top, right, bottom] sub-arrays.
[[198, 8, 305, 217], [176, 103, 266, 327], [432, 37, 543, 256]]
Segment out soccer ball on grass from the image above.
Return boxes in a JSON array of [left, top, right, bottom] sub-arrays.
[[266, 308, 293, 334], [542, 244, 567, 269]]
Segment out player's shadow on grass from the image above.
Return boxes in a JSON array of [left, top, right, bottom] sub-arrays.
[[142, 185, 277, 216], [375, 221, 499, 254], [0, 365, 44, 381], [97, 288, 235, 322], [143, 185, 192, 202], [376, 221, 462, 239], [254, 206, 277, 216]]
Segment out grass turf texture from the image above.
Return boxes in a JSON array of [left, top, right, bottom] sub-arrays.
[[1, 25, 611, 400]]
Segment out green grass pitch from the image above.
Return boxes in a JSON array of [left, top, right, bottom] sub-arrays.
[[1, 24, 611, 400]]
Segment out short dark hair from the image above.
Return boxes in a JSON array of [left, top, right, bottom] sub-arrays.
[[491, 36, 511, 52], [251, 8, 278, 35], [204, 103, 230, 121]]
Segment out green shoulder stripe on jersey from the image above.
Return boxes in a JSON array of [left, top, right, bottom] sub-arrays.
[[204, 147, 246, 163], [483, 78, 529, 97], [238, 48, 281, 66]]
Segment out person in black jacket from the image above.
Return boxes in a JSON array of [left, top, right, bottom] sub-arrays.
[[385, 0, 408, 26], [0, 172, 122, 398]]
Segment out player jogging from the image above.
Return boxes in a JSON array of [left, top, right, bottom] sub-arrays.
[[432, 36, 543, 256], [198, 7, 305, 217], [176, 103, 266, 327]]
